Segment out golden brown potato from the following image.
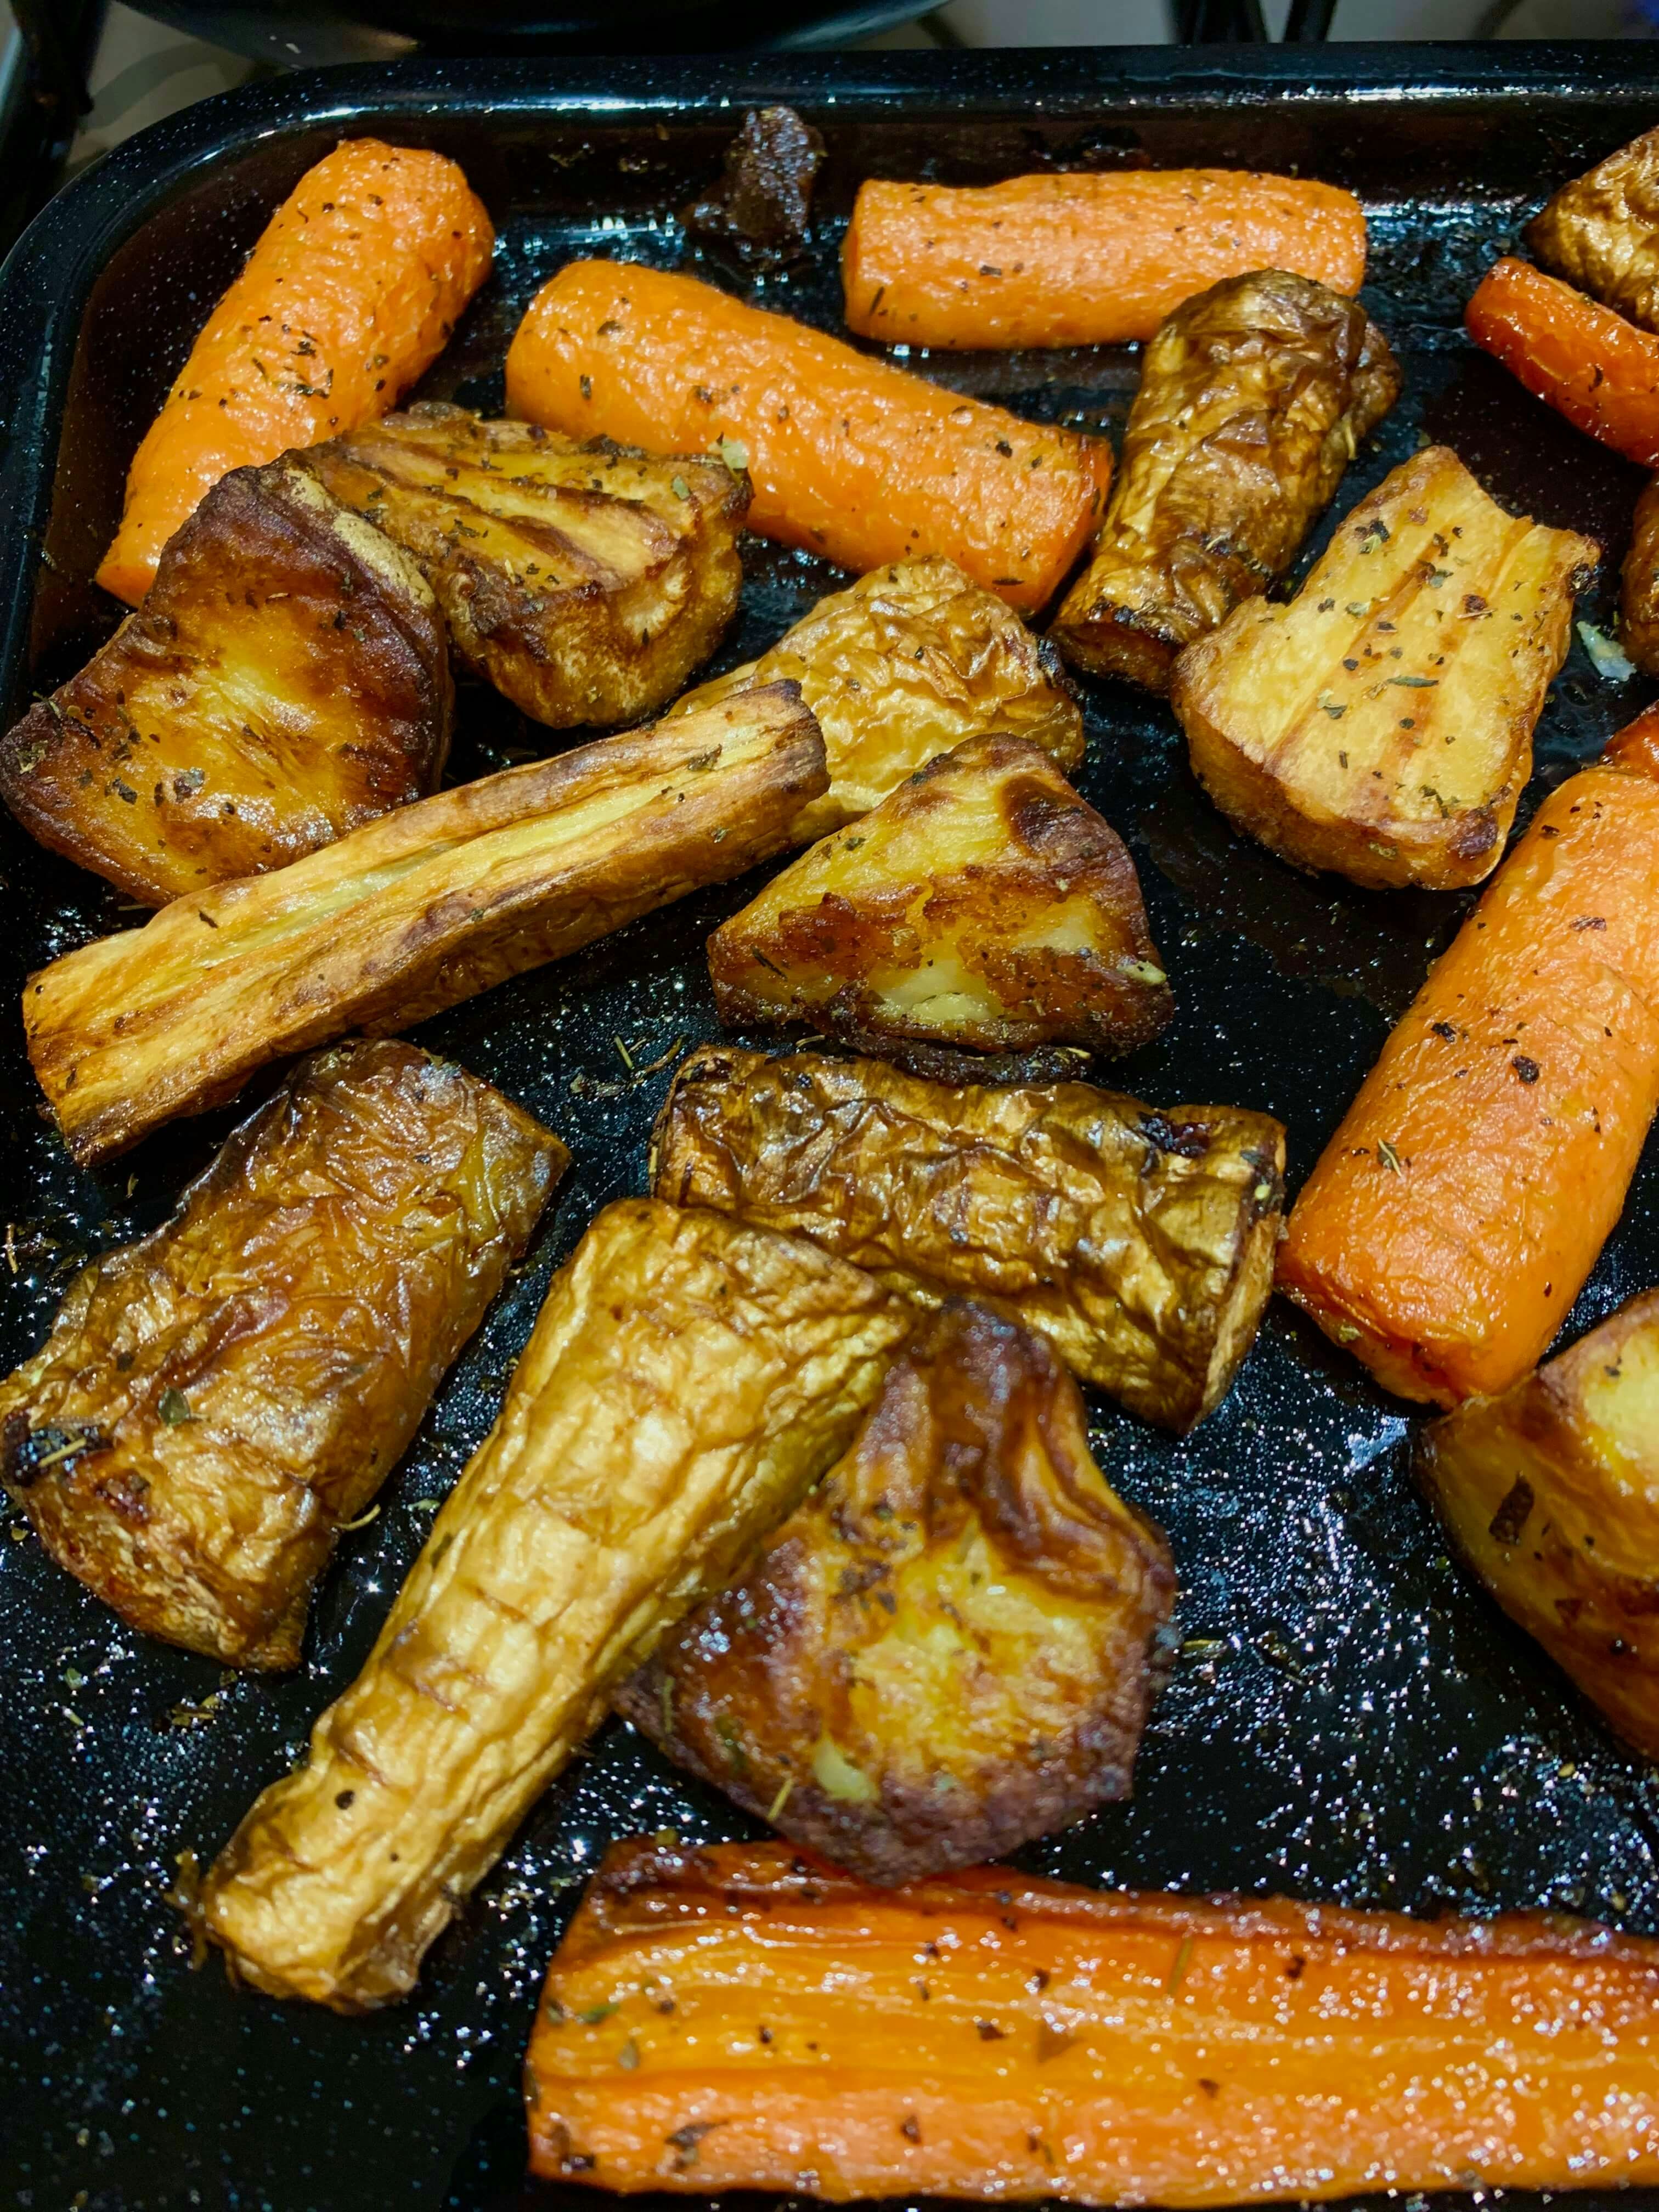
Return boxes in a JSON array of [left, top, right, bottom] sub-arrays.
[[651, 1045, 1284, 1432], [27, 684, 825, 1166], [0, 1040, 563, 1669], [1621, 474, 1659, 677], [301, 404, 747, 729], [707, 732, 1171, 1065], [1051, 270, 1400, 692], [616, 1300, 1176, 1886], [1171, 447, 1598, 891], [0, 460, 450, 906], [669, 555, 1084, 840], [199, 1197, 913, 2011], [1416, 1289, 1659, 1759], [1528, 125, 1659, 334]]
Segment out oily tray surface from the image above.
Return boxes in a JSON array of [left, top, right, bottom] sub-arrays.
[[2, 47, 1659, 2212]]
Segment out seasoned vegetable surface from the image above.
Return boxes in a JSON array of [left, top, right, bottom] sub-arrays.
[[1466, 257, 1659, 467], [1527, 124, 1659, 332]]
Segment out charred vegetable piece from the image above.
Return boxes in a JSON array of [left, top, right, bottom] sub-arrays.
[[27, 685, 825, 1166], [199, 1198, 912, 2011], [707, 733, 1171, 1063], [1, 460, 450, 907], [682, 105, 825, 272], [671, 555, 1084, 842], [1051, 270, 1400, 692], [616, 1301, 1175, 1886], [526, 1838, 1659, 2202], [0, 1041, 562, 1668], [1622, 474, 1659, 677], [1171, 447, 1598, 890], [1527, 125, 1659, 334], [1417, 1290, 1659, 1757], [300, 405, 747, 729], [651, 1046, 1284, 1432]]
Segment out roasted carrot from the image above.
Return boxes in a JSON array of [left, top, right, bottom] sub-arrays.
[[96, 139, 494, 607], [1604, 698, 1659, 781], [1278, 728, 1659, 1408], [842, 170, 1368, 351], [504, 262, 1113, 613], [527, 1838, 1659, 2204], [1465, 256, 1659, 468]]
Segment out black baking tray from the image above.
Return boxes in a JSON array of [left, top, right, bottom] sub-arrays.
[[5, 44, 1659, 2212]]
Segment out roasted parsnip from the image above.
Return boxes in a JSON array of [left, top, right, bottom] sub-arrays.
[[199, 1198, 912, 2011], [616, 1301, 1175, 1885], [1417, 1290, 1659, 1758], [27, 685, 825, 1166], [1528, 124, 1659, 334], [670, 556, 1084, 842], [0, 1041, 562, 1669], [1051, 270, 1400, 692], [1171, 447, 1597, 890], [0, 460, 450, 906], [301, 405, 747, 729], [1622, 474, 1659, 678], [707, 733, 1171, 1064], [651, 1046, 1284, 1432]]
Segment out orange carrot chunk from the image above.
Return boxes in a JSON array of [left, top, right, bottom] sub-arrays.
[[526, 1838, 1659, 2205], [97, 138, 494, 607], [1278, 732, 1659, 1408], [504, 262, 1113, 614], [842, 170, 1368, 351], [1465, 256, 1659, 468]]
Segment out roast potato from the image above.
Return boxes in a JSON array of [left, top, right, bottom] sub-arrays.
[[651, 1045, 1285, 1432], [616, 1300, 1176, 1886], [0, 1040, 563, 1669], [1621, 475, 1659, 678], [199, 1197, 913, 2011], [27, 684, 825, 1166], [1416, 1289, 1659, 1758], [1171, 447, 1597, 890], [0, 460, 450, 906], [1528, 125, 1659, 333], [1051, 269, 1400, 692], [669, 555, 1084, 841], [301, 404, 747, 729]]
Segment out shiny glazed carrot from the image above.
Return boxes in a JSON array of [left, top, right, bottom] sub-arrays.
[[527, 1839, 1659, 2204], [97, 139, 494, 606], [1465, 257, 1659, 467], [1279, 734, 1659, 1408], [843, 170, 1367, 351], [504, 262, 1112, 613]]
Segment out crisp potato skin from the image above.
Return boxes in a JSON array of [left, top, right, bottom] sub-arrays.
[[1417, 1291, 1659, 1757], [0, 461, 450, 906], [0, 1040, 563, 1668], [708, 732, 1171, 1061], [617, 1301, 1175, 1885], [1052, 270, 1400, 692], [301, 405, 748, 729], [1171, 447, 1598, 890], [1528, 125, 1659, 334], [1621, 474, 1659, 678], [651, 1046, 1284, 1432], [671, 556, 1083, 841], [27, 685, 826, 1166], [199, 1198, 912, 2011]]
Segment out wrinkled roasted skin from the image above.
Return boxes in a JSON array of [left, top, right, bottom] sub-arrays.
[[301, 407, 747, 729], [1621, 475, 1659, 678], [670, 556, 1083, 841], [1417, 1290, 1659, 1758], [616, 1301, 1175, 1885], [1052, 270, 1400, 692], [0, 1040, 562, 1668], [651, 1047, 1284, 1432], [709, 732, 1171, 1062], [0, 461, 450, 906], [1171, 447, 1598, 891], [1528, 125, 1659, 334], [27, 685, 826, 1166], [199, 1198, 912, 2011]]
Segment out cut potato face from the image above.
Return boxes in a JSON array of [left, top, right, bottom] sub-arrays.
[[1528, 125, 1659, 334], [1170, 445, 1598, 890]]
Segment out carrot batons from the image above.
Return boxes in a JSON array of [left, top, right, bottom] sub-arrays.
[[504, 262, 1112, 613], [842, 170, 1367, 352], [1465, 257, 1659, 468], [97, 138, 494, 606], [527, 1838, 1659, 2204]]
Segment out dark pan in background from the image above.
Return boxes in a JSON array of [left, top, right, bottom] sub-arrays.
[[4, 46, 1659, 2212]]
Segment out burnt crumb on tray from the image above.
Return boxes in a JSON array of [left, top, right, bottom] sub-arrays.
[[683, 106, 826, 272]]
